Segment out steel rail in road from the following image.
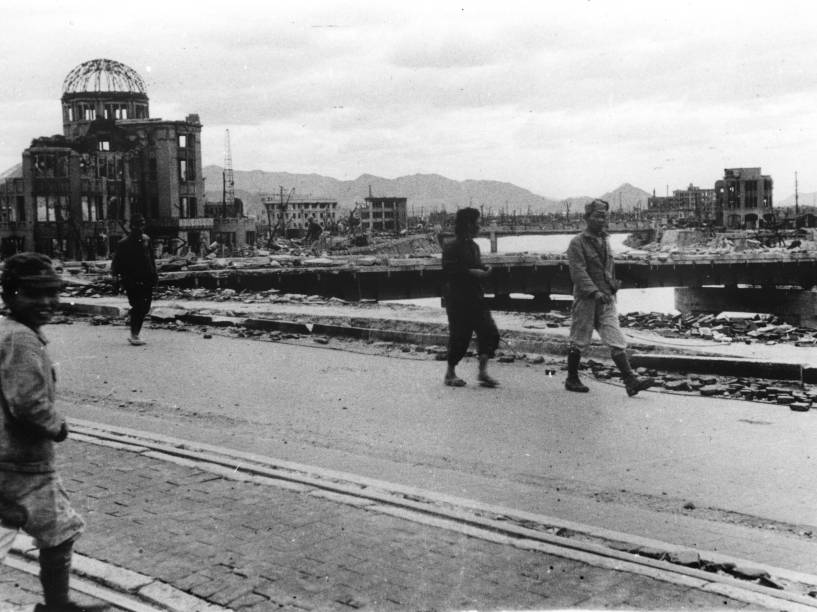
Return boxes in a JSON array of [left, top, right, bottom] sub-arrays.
[[53, 418, 817, 611]]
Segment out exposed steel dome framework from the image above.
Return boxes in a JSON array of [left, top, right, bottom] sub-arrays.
[[62, 58, 146, 95]]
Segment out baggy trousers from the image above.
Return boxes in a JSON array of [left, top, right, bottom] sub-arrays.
[[568, 295, 627, 352], [446, 300, 500, 367], [124, 281, 153, 336]]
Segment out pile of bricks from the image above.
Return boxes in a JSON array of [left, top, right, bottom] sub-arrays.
[[586, 360, 817, 410], [619, 311, 817, 345], [62, 281, 347, 306]]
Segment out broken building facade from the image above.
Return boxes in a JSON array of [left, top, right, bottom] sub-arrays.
[[0, 58, 215, 259], [646, 168, 773, 230], [646, 184, 716, 226], [261, 193, 339, 239], [359, 196, 408, 234], [714, 167, 773, 229]]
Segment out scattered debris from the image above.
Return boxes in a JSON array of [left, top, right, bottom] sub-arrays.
[[619, 310, 817, 346]]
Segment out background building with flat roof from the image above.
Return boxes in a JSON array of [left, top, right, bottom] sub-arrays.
[[715, 167, 773, 229], [359, 195, 407, 234], [645, 183, 716, 227], [261, 192, 338, 239]]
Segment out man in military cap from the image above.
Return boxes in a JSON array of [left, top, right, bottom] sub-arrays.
[[0, 253, 102, 611], [564, 199, 653, 396]]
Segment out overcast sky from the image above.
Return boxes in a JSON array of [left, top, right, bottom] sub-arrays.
[[2, 0, 817, 200]]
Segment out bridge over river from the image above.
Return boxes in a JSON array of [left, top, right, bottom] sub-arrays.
[[160, 251, 817, 326]]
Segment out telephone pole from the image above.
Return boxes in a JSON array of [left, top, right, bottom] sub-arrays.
[[222, 129, 235, 219], [795, 171, 799, 217]]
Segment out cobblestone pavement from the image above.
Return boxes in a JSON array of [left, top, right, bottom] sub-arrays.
[[2, 438, 761, 611], [0, 567, 121, 611]]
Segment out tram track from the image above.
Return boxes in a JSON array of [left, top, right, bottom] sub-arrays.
[[28, 417, 817, 611]]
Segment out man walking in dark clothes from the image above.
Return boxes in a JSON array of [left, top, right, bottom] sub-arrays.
[[442, 207, 499, 388], [565, 199, 653, 396], [111, 214, 157, 346]]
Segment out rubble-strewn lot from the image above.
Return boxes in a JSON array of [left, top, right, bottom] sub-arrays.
[[54, 278, 817, 412], [65, 280, 816, 346], [620, 227, 817, 262], [619, 311, 817, 346]]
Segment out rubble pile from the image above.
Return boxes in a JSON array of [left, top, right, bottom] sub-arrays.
[[61, 277, 817, 348], [619, 311, 817, 344], [585, 360, 817, 409], [62, 280, 357, 307], [78, 253, 400, 277], [617, 228, 817, 263], [343, 233, 442, 256]]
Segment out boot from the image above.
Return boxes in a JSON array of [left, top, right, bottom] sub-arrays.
[[564, 349, 589, 392], [611, 351, 654, 397], [39, 538, 79, 611]]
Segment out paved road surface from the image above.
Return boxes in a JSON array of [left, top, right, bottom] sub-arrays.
[[3, 318, 817, 610], [3, 430, 768, 611], [48, 321, 817, 570]]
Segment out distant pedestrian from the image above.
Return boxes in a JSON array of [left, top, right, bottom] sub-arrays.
[[0, 253, 100, 612], [111, 214, 157, 346], [565, 199, 653, 396], [442, 207, 499, 388], [306, 216, 323, 243]]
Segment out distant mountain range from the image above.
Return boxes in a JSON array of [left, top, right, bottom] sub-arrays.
[[14, 161, 809, 217], [776, 192, 817, 209], [203, 166, 653, 219]]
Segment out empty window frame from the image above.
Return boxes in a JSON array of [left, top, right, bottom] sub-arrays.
[[32, 154, 63, 178], [82, 196, 95, 222], [105, 105, 128, 119], [81, 195, 105, 221], [36, 195, 68, 222], [179, 197, 198, 218]]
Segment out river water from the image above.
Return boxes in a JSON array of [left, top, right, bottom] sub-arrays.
[[475, 233, 677, 316]]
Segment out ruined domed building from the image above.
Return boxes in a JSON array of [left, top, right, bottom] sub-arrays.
[[0, 58, 211, 259]]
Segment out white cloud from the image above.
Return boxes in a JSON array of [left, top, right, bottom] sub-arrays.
[[3, 0, 817, 198]]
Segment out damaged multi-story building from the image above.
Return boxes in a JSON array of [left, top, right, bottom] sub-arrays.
[[714, 167, 774, 229], [261, 192, 339, 239], [359, 193, 408, 234], [645, 168, 774, 230], [645, 184, 716, 226], [0, 58, 213, 259]]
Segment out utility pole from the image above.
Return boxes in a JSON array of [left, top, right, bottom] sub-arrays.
[[222, 129, 235, 219], [795, 171, 800, 217]]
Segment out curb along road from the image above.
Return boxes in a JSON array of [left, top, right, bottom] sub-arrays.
[[60, 297, 817, 382]]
